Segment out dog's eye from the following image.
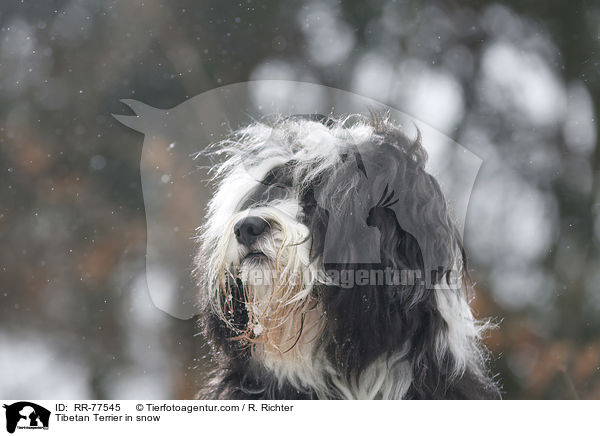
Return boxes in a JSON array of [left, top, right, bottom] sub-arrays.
[[237, 164, 296, 210], [262, 166, 294, 188], [239, 186, 288, 210]]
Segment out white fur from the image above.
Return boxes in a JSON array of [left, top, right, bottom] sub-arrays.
[[331, 352, 413, 400]]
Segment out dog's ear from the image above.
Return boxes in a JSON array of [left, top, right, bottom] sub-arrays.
[[365, 141, 460, 288]]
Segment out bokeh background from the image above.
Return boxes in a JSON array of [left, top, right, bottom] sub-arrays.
[[1, 0, 598, 399]]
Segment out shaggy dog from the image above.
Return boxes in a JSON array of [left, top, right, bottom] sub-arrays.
[[195, 113, 500, 399]]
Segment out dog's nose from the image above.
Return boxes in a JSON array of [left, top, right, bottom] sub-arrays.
[[234, 216, 269, 247]]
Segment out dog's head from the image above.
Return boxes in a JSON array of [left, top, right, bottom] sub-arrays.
[[196, 113, 467, 381]]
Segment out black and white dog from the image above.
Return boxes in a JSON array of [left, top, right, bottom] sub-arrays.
[[196, 113, 500, 399]]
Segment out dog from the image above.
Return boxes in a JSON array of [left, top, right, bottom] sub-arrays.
[[195, 113, 501, 399]]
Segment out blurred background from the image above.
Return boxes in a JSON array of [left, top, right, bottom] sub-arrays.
[[0, 0, 598, 399]]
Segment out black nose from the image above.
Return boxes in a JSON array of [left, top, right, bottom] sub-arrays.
[[234, 216, 269, 247]]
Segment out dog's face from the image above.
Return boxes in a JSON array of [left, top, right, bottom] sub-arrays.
[[198, 114, 465, 382]]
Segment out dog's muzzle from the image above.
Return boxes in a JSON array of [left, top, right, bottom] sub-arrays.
[[234, 216, 270, 248]]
